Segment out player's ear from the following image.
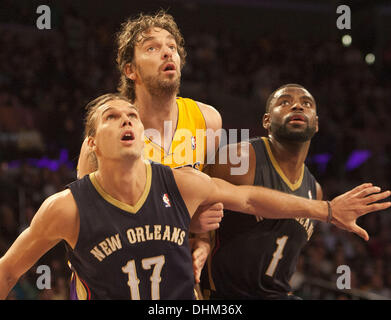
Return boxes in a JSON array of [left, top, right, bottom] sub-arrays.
[[87, 136, 96, 151], [124, 63, 136, 81], [263, 113, 271, 130]]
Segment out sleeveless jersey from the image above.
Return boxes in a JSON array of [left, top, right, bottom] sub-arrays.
[[144, 97, 207, 171], [204, 137, 317, 299], [66, 161, 195, 300]]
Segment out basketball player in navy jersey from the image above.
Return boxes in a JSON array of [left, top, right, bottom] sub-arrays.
[[201, 83, 378, 299], [0, 93, 389, 299]]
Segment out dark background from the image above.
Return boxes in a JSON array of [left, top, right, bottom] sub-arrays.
[[1, 0, 391, 299]]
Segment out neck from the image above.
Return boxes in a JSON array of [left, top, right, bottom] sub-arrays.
[[94, 157, 147, 206], [267, 135, 311, 184], [135, 88, 178, 151], [135, 87, 178, 127]]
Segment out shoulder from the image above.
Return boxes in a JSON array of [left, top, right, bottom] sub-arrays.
[[194, 101, 222, 132], [31, 189, 79, 246], [172, 166, 211, 183], [304, 167, 322, 200], [208, 141, 256, 185], [171, 167, 215, 215], [216, 140, 254, 163], [227, 140, 254, 159], [38, 189, 77, 219], [172, 166, 213, 194], [315, 182, 323, 200]]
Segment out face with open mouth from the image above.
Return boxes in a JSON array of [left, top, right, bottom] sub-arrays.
[[265, 86, 318, 142], [130, 27, 181, 96], [120, 130, 136, 145], [91, 99, 145, 161], [284, 113, 310, 129], [161, 62, 177, 75]]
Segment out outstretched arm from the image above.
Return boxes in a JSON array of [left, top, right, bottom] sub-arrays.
[[0, 190, 78, 299], [214, 178, 390, 240], [174, 168, 391, 241]]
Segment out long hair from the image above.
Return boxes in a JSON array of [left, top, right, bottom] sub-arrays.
[[116, 10, 187, 103]]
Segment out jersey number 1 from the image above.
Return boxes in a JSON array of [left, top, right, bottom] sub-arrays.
[[265, 236, 288, 277], [122, 255, 165, 300]]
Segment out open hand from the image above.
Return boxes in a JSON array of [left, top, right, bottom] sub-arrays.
[[330, 183, 391, 241]]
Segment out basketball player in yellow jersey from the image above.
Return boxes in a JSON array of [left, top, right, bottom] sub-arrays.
[[77, 11, 223, 288], [144, 97, 208, 171]]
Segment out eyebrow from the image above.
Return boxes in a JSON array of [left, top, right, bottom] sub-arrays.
[[101, 106, 113, 117], [300, 95, 315, 102], [276, 94, 314, 102], [101, 105, 138, 117], [276, 94, 292, 100], [140, 34, 176, 46]]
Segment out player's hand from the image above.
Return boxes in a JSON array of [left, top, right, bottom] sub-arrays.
[[190, 203, 224, 233], [330, 183, 391, 241], [190, 237, 210, 284]]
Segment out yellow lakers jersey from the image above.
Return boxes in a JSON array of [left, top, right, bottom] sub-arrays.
[[144, 97, 207, 171]]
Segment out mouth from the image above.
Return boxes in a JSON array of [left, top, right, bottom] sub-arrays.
[[121, 131, 135, 143], [162, 63, 176, 72], [287, 114, 307, 124]]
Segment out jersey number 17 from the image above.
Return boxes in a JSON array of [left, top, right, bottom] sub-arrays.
[[122, 255, 165, 300]]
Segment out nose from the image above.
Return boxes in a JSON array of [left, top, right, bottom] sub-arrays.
[[291, 101, 304, 111], [162, 45, 173, 60], [121, 114, 132, 127]]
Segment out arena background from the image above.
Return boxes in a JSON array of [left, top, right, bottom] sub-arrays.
[[1, 0, 391, 300]]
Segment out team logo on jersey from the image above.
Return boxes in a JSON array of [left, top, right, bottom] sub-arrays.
[[192, 161, 201, 170], [308, 190, 313, 200], [191, 136, 196, 150], [162, 193, 171, 208]]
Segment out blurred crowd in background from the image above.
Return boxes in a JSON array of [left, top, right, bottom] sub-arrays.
[[1, 0, 391, 299]]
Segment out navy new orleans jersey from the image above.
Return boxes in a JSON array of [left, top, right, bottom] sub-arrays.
[[203, 137, 317, 299], [65, 161, 195, 300]]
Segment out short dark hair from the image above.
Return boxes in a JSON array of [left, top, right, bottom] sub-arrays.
[[265, 83, 313, 113]]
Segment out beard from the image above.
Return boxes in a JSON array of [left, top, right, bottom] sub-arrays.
[[138, 66, 181, 98], [270, 120, 317, 143]]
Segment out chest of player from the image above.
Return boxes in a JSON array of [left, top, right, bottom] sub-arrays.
[[74, 180, 190, 262], [67, 168, 194, 299]]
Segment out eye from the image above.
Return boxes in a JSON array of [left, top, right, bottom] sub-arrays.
[[106, 114, 117, 120], [128, 113, 138, 119], [147, 46, 156, 52], [303, 101, 312, 107], [169, 44, 177, 51], [281, 100, 290, 106]]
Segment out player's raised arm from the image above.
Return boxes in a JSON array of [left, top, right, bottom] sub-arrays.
[[174, 168, 391, 241], [0, 190, 79, 299]]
